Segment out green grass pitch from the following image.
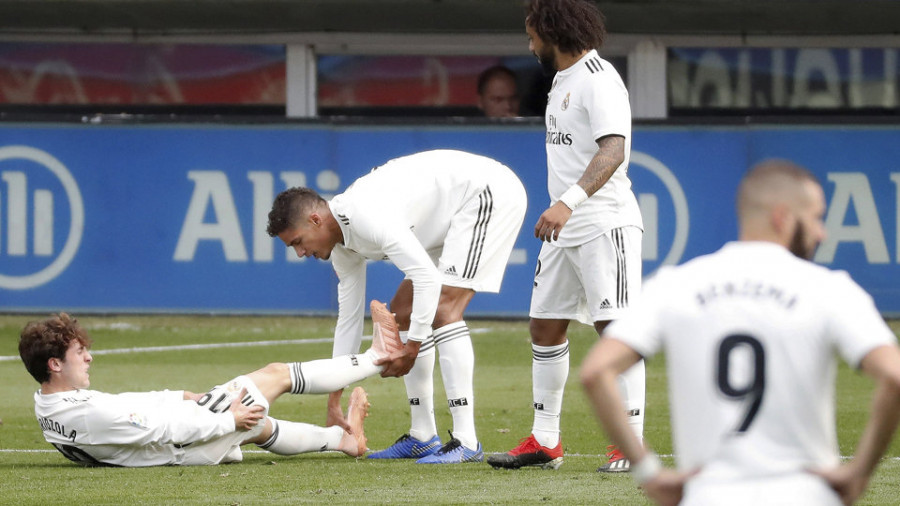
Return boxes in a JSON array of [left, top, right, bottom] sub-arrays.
[[1, 315, 899, 505]]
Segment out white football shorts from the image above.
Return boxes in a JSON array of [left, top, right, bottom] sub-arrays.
[[181, 375, 269, 466], [431, 172, 526, 293], [682, 473, 842, 506], [530, 226, 642, 324]]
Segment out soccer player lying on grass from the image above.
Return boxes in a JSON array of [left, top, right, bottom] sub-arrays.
[[18, 301, 402, 467]]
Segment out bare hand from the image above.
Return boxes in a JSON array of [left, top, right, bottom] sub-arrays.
[[375, 341, 421, 377], [534, 202, 573, 242], [229, 388, 265, 431], [326, 389, 352, 433], [183, 390, 203, 402], [811, 465, 868, 505], [641, 468, 697, 506]]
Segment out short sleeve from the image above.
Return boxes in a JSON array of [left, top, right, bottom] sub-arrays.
[[582, 71, 631, 142], [604, 268, 671, 358], [825, 271, 897, 368]]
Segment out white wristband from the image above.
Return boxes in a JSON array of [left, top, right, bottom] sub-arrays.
[[558, 185, 589, 210], [631, 452, 663, 485]]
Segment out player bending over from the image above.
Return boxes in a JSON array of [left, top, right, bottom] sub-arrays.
[[268, 149, 527, 464], [19, 301, 401, 467]]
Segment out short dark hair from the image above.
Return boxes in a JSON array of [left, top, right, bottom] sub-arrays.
[[267, 187, 326, 237], [19, 313, 92, 384], [526, 0, 606, 54], [477, 65, 518, 96]]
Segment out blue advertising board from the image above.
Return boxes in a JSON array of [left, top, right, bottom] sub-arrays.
[[1, 123, 899, 315]]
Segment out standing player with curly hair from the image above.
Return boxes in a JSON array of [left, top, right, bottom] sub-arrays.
[[488, 0, 645, 472]]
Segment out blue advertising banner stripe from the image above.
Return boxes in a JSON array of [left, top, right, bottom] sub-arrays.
[[1, 124, 899, 315]]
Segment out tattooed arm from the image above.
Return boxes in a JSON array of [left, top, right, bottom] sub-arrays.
[[534, 135, 625, 242]]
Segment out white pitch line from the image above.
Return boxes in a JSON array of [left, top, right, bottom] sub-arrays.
[[0, 327, 493, 363], [0, 336, 338, 362]]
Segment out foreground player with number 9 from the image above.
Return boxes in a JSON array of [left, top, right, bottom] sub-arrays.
[[581, 160, 900, 505]]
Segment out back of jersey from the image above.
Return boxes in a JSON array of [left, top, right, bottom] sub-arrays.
[[611, 241, 893, 482], [344, 149, 514, 250]]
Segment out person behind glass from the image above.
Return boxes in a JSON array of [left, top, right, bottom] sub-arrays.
[[476, 65, 521, 118]]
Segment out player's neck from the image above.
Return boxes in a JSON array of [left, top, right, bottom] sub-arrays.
[[324, 208, 344, 245], [40, 380, 75, 394], [556, 49, 590, 71], [739, 231, 788, 249]]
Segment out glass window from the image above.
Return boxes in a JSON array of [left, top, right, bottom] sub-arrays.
[[317, 55, 536, 116], [317, 54, 627, 117], [668, 47, 899, 115], [0, 43, 285, 107]]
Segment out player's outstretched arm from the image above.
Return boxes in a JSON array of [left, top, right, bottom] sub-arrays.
[[582, 337, 695, 505], [581, 337, 646, 462], [814, 345, 900, 505]]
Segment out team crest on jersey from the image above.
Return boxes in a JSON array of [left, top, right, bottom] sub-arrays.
[[561, 92, 570, 111], [128, 412, 150, 430]]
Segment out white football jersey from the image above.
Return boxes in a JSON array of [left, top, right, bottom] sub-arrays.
[[34, 388, 235, 467], [328, 149, 525, 353], [544, 49, 642, 247], [606, 242, 896, 484]]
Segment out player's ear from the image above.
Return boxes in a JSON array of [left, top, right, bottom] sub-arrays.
[[47, 357, 63, 373], [308, 212, 321, 227], [770, 203, 795, 238]]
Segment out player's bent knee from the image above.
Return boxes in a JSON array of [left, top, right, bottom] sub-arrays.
[[248, 362, 288, 381], [433, 301, 467, 328], [263, 362, 287, 373], [529, 319, 568, 346], [433, 287, 474, 328]]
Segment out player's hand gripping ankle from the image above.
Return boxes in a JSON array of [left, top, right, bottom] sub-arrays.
[[377, 340, 421, 377]]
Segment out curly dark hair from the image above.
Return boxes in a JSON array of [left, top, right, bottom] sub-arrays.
[[526, 0, 606, 54], [19, 313, 92, 384], [266, 187, 326, 237]]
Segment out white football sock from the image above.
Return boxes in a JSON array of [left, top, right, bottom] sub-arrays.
[[256, 417, 344, 455], [287, 352, 381, 394], [531, 341, 569, 448], [435, 321, 477, 450], [403, 331, 438, 442], [618, 358, 646, 441]]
